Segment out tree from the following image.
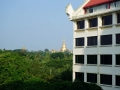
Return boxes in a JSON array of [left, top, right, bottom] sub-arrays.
[[44, 49, 49, 53], [50, 52, 64, 59]]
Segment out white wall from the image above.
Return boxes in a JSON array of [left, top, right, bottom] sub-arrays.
[[73, 10, 120, 90]]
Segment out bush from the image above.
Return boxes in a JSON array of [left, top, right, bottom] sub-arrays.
[[0, 80, 103, 90]]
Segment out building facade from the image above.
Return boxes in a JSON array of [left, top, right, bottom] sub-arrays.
[[66, 0, 120, 90]]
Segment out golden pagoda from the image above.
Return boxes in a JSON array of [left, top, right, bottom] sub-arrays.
[[60, 40, 68, 52], [22, 46, 26, 50]]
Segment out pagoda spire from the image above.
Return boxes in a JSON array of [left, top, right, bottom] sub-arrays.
[[60, 39, 68, 52]]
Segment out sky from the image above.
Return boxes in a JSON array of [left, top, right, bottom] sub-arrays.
[[0, 0, 84, 51]]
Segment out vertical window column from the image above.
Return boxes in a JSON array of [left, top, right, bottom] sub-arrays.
[[73, 21, 76, 48], [73, 72, 75, 82], [84, 55, 87, 82], [85, 19, 88, 47], [85, 18, 88, 29], [98, 16, 101, 47], [112, 13, 116, 46], [112, 12, 117, 25], [98, 74, 100, 85], [84, 72, 87, 82], [73, 55, 75, 65], [74, 21, 77, 31], [112, 54, 115, 67], [98, 15, 102, 27], [97, 54, 100, 85], [85, 54, 87, 65], [113, 75, 115, 87]]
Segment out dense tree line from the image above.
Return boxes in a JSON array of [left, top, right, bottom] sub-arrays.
[[0, 49, 102, 90]]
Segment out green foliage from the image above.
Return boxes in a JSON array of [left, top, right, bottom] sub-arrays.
[[0, 80, 103, 90], [44, 48, 49, 52], [0, 52, 30, 85], [0, 50, 102, 90], [50, 52, 64, 59]]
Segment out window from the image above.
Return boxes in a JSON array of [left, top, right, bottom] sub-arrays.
[[87, 36, 97, 46], [105, 4, 109, 9], [75, 72, 84, 81], [89, 18, 98, 27], [116, 75, 120, 86], [87, 73, 97, 83], [101, 34, 112, 45], [102, 15, 112, 25], [77, 20, 85, 29], [76, 38, 84, 46], [110, 2, 116, 8], [88, 8, 93, 13], [87, 55, 97, 64], [116, 33, 120, 44], [116, 1, 120, 7], [100, 74, 112, 85], [100, 55, 112, 65], [116, 54, 120, 65], [75, 55, 84, 64], [117, 13, 120, 23]]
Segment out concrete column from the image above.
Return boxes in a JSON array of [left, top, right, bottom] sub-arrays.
[[73, 21, 77, 30], [85, 18, 88, 29], [98, 74, 100, 85], [112, 13, 116, 46], [98, 15, 102, 27], [112, 12, 117, 25], [73, 72, 75, 82], [84, 54, 87, 83], [73, 54, 75, 65], [84, 72, 87, 82], [97, 74, 100, 85], [85, 54, 87, 65], [85, 19, 88, 47], [73, 22, 76, 48], [85, 37, 87, 47], [113, 74, 115, 87], [97, 54, 100, 85], [113, 31, 116, 46], [97, 16, 102, 46], [112, 54, 115, 67], [97, 16, 101, 83], [98, 54, 100, 66]]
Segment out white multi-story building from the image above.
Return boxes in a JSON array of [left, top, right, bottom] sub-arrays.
[[66, 0, 120, 90]]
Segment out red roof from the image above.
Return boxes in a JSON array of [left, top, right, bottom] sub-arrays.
[[83, 0, 114, 9]]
